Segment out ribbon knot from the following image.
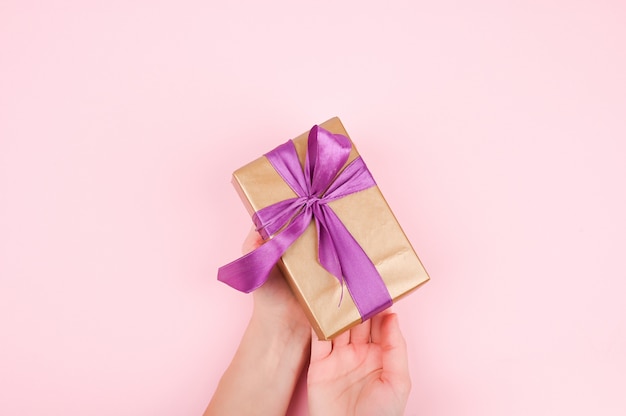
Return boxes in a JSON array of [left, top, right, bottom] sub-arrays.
[[218, 125, 393, 321], [304, 195, 322, 209]]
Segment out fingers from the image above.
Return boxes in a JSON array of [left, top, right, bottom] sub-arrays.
[[370, 308, 392, 345], [332, 327, 351, 348], [313, 318, 372, 364], [349, 318, 371, 344], [379, 314, 411, 394], [241, 227, 263, 254], [310, 328, 332, 362]]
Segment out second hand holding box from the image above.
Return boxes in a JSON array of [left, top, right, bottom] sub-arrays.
[[218, 117, 429, 340]]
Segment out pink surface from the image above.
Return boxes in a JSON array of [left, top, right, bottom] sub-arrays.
[[1, 1, 625, 415]]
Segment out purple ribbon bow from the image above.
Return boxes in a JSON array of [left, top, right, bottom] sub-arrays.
[[217, 125, 392, 321]]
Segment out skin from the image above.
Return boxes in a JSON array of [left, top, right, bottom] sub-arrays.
[[205, 230, 411, 416], [308, 311, 411, 416], [204, 230, 311, 416]]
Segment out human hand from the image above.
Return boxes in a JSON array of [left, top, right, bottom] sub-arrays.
[[307, 311, 411, 416], [242, 228, 310, 339], [204, 229, 311, 416]]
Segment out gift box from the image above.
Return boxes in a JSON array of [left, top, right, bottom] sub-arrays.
[[218, 117, 429, 340]]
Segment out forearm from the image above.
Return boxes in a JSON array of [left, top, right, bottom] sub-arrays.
[[204, 312, 310, 416]]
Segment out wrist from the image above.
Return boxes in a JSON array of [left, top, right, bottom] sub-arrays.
[[249, 307, 311, 349], [207, 310, 310, 416]]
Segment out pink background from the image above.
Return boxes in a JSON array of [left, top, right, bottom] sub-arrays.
[[2, 1, 625, 415]]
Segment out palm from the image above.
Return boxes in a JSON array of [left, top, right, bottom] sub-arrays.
[[309, 343, 395, 415], [308, 312, 411, 416]]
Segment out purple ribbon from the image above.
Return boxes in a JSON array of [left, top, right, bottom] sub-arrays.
[[217, 125, 392, 321]]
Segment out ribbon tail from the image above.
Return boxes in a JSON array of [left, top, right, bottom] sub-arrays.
[[321, 207, 393, 321], [315, 206, 343, 281], [217, 212, 311, 293], [314, 206, 346, 307]]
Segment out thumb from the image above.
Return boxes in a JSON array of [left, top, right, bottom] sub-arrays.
[[241, 227, 262, 254]]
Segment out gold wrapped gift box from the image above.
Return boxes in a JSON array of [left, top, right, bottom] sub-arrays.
[[232, 117, 429, 340]]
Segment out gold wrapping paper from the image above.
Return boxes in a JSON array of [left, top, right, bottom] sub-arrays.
[[232, 117, 430, 340]]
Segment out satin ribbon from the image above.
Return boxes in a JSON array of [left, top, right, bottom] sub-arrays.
[[217, 125, 392, 321]]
